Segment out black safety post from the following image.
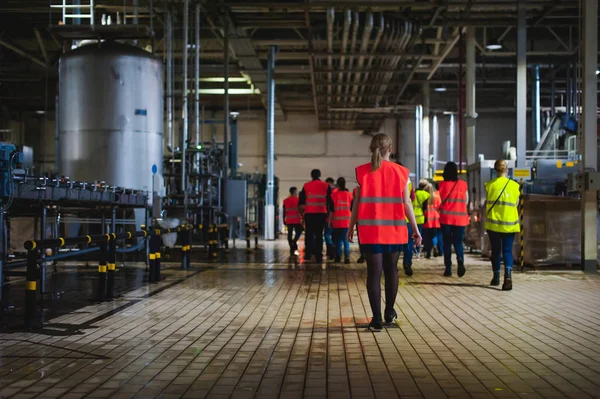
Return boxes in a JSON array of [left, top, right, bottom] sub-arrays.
[[24, 248, 39, 328], [254, 225, 258, 249], [180, 225, 189, 269], [246, 224, 250, 251], [187, 225, 192, 268], [211, 224, 218, 259], [154, 231, 162, 282], [97, 236, 108, 302], [107, 233, 116, 299], [225, 224, 230, 252]]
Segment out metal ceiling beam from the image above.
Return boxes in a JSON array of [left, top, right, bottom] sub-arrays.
[[0, 38, 47, 68], [33, 28, 48, 63], [427, 27, 465, 79]]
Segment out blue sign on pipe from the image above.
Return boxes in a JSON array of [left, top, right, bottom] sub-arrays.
[[151, 164, 157, 175]]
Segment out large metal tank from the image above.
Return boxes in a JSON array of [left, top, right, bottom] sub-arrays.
[[58, 42, 163, 193]]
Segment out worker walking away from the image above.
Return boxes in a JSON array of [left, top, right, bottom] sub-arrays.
[[325, 177, 337, 260], [299, 169, 331, 263], [439, 162, 469, 277], [423, 181, 442, 258], [400, 167, 417, 276], [348, 133, 421, 332], [329, 177, 352, 264], [413, 179, 431, 251], [485, 160, 520, 290], [353, 186, 366, 264], [283, 187, 302, 256]]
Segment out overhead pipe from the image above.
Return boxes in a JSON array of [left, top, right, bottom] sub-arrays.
[[357, 13, 384, 105], [326, 8, 335, 104], [458, 29, 464, 173], [166, 8, 173, 153], [375, 20, 412, 107], [182, 0, 189, 217], [350, 11, 373, 105], [336, 10, 352, 104], [344, 11, 360, 106]]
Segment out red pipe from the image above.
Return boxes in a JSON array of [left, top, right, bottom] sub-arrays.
[[458, 29, 464, 172]]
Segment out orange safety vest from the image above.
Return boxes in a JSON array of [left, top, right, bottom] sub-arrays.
[[439, 180, 469, 226], [303, 180, 329, 214], [283, 196, 301, 225], [355, 161, 409, 245], [331, 190, 353, 228], [423, 191, 441, 229]]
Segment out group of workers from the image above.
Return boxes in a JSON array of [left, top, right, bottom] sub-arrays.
[[283, 133, 521, 331]]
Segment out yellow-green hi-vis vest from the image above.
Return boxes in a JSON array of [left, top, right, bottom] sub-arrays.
[[484, 177, 521, 233]]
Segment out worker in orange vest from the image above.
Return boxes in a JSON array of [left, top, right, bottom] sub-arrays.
[[283, 186, 302, 256], [299, 169, 332, 263], [348, 133, 421, 332], [328, 177, 353, 264], [423, 181, 443, 258], [439, 162, 469, 277], [353, 186, 365, 263], [324, 177, 337, 260]]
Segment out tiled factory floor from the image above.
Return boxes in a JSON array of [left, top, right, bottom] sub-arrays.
[[1, 241, 600, 399]]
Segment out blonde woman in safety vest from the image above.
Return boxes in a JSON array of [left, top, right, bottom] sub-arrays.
[[484, 160, 520, 291]]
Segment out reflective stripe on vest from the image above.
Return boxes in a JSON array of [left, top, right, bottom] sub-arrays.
[[423, 192, 441, 228], [356, 161, 409, 244], [331, 190, 353, 228], [484, 177, 520, 233], [284, 196, 301, 224]]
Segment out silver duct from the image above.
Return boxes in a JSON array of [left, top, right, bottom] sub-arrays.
[[326, 8, 335, 103], [195, 3, 200, 147], [357, 13, 385, 105], [337, 10, 352, 104], [344, 11, 360, 106], [166, 9, 173, 152], [182, 0, 189, 216], [265, 46, 277, 240], [350, 11, 373, 104]]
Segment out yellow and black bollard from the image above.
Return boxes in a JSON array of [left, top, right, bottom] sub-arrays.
[[519, 180, 525, 272], [212, 224, 218, 259], [97, 234, 110, 302], [24, 245, 39, 327], [107, 233, 117, 299]]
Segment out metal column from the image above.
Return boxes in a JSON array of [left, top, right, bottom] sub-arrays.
[[515, 1, 527, 167], [230, 115, 239, 175], [182, 0, 189, 217], [432, 113, 439, 170], [422, 82, 431, 179], [465, 26, 477, 166], [550, 76, 556, 115], [166, 9, 173, 153], [448, 113, 455, 162], [581, 0, 598, 273], [223, 21, 230, 213], [264, 46, 277, 240], [532, 65, 541, 146], [414, 105, 422, 182]]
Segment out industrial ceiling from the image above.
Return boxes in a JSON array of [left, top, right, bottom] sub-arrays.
[[0, 0, 586, 131]]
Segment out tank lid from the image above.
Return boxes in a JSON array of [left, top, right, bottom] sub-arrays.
[[62, 41, 159, 61]]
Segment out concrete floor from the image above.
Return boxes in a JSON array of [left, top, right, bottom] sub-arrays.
[[1, 240, 600, 399]]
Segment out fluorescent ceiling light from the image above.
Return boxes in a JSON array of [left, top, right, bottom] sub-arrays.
[[596, 70, 599, 75], [36, 110, 45, 114], [188, 88, 261, 95], [434, 86, 447, 92], [199, 77, 248, 83], [485, 39, 502, 51]]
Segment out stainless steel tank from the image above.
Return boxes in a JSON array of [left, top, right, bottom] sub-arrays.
[[58, 42, 163, 193]]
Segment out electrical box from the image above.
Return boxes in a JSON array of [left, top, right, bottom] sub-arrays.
[[0, 143, 21, 197], [568, 171, 600, 192]]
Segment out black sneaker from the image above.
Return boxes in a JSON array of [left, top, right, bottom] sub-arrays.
[[384, 309, 397, 325], [344, 258, 350, 264], [368, 318, 383, 332], [334, 256, 341, 263], [490, 274, 500, 286], [425, 253, 431, 259], [457, 263, 466, 277], [403, 265, 413, 277], [357, 255, 365, 264], [443, 269, 452, 277], [502, 278, 513, 291]]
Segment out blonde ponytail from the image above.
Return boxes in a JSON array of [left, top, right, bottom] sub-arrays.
[[369, 133, 392, 171]]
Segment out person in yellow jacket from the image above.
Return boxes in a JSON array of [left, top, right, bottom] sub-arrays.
[[402, 177, 430, 276], [485, 160, 520, 291]]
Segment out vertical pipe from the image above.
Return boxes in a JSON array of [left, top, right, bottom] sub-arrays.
[[572, 61, 578, 117], [54, 95, 59, 172], [195, 3, 200, 147], [166, 9, 173, 152], [265, 45, 277, 240], [566, 65, 572, 116], [432, 113, 439, 168], [133, 0, 138, 24], [230, 116, 239, 175], [414, 105, 422, 182], [182, 0, 189, 217], [422, 82, 430, 179], [0, 203, 3, 308], [516, 1, 527, 167], [223, 21, 230, 212], [550, 76, 556, 115], [448, 113, 455, 162], [581, 0, 598, 273], [534, 65, 541, 145], [466, 26, 476, 166], [40, 207, 47, 295], [458, 30, 464, 171], [149, 0, 153, 36]]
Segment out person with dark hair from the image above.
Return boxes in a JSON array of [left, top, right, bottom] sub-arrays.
[[283, 186, 302, 255], [299, 169, 332, 263], [324, 177, 337, 260], [348, 134, 421, 332], [439, 162, 469, 277], [329, 177, 352, 264]]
